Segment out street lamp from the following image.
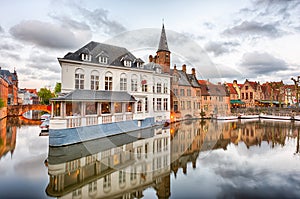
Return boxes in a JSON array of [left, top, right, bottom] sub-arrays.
[[291, 76, 300, 108]]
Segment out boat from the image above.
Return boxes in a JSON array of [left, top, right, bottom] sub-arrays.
[[214, 115, 239, 120], [40, 119, 49, 133], [239, 114, 260, 119], [294, 115, 300, 121], [259, 113, 292, 120]]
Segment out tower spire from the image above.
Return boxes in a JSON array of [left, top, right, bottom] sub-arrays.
[[157, 23, 170, 53]]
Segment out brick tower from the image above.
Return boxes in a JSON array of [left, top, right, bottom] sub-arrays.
[[156, 24, 171, 73]]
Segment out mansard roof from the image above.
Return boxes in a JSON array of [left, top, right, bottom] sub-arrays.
[[50, 90, 136, 102], [157, 24, 170, 53], [62, 41, 144, 68]]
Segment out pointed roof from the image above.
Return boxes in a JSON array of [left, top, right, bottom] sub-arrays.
[[157, 24, 170, 52]]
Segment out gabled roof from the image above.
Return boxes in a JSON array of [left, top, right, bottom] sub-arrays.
[[187, 74, 201, 88], [170, 69, 191, 86], [198, 80, 228, 96], [0, 69, 17, 82], [50, 90, 136, 102], [226, 83, 238, 94], [62, 41, 144, 68], [157, 24, 170, 52]]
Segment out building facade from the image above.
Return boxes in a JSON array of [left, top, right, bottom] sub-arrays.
[[0, 67, 18, 106], [240, 79, 263, 107], [50, 27, 171, 129]]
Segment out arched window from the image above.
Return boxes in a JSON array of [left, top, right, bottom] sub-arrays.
[[141, 75, 148, 92], [131, 74, 138, 92], [90, 70, 99, 90], [75, 68, 84, 89], [105, 72, 113, 91], [120, 73, 127, 91]]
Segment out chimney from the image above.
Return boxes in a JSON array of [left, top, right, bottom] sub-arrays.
[[174, 64, 176, 69], [153, 55, 157, 63], [233, 80, 237, 84], [182, 64, 186, 73], [191, 68, 196, 75], [149, 55, 153, 62]]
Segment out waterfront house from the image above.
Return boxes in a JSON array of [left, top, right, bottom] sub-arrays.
[[50, 27, 171, 130]]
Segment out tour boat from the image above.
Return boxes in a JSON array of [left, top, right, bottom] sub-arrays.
[[259, 113, 292, 120], [239, 114, 260, 119], [294, 115, 300, 121], [214, 115, 239, 120]]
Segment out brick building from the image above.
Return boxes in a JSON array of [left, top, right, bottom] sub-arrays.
[[0, 67, 18, 105], [240, 79, 263, 107]]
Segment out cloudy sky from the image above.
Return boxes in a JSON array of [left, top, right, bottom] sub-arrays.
[[0, 0, 299, 90]]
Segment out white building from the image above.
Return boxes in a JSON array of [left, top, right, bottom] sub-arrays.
[[50, 28, 171, 129]]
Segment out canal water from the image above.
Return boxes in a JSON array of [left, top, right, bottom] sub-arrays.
[[0, 117, 300, 198]]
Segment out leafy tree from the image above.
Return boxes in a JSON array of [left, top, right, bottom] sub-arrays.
[[54, 82, 61, 96], [0, 98, 4, 108], [38, 88, 54, 105]]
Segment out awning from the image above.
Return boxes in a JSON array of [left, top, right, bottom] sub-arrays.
[[50, 90, 136, 102], [230, 99, 245, 104]]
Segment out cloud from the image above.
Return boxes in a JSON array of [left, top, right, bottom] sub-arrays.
[[0, 25, 4, 33], [223, 21, 282, 38], [204, 41, 240, 56], [75, 6, 126, 35], [9, 20, 91, 49], [240, 52, 288, 74]]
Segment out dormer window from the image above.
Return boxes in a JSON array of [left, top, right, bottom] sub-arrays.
[[81, 54, 91, 61], [124, 60, 132, 67], [99, 56, 108, 64]]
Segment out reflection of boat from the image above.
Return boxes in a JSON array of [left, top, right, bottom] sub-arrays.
[[259, 114, 292, 120], [239, 114, 260, 119]]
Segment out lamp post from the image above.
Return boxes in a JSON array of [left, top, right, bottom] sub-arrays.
[[291, 76, 300, 108]]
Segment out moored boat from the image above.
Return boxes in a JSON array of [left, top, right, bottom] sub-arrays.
[[214, 115, 239, 120], [259, 113, 292, 120], [239, 114, 260, 119]]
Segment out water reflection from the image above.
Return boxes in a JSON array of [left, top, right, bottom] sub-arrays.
[[46, 119, 300, 198], [0, 117, 17, 160]]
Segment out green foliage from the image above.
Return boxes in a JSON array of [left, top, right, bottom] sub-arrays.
[[54, 82, 61, 96], [38, 88, 54, 105], [0, 98, 4, 108]]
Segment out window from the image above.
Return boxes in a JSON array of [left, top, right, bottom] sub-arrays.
[[114, 102, 122, 113], [157, 98, 162, 111], [180, 89, 185, 96], [153, 98, 155, 111], [174, 101, 178, 112], [124, 60, 132, 67], [137, 100, 142, 112], [187, 89, 191, 96], [86, 102, 97, 115], [90, 71, 99, 90], [250, 92, 253, 99], [163, 98, 168, 111], [245, 86, 249, 90], [81, 54, 91, 61], [196, 90, 201, 96], [173, 88, 178, 96], [157, 83, 162, 93], [142, 79, 148, 92], [105, 72, 113, 90], [119, 170, 126, 185], [125, 103, 133, 112], [242, 93, 244, 100], [197, 102, 201, 110], [246, 93, 249, 100], [131, 75, 138, 91], [103, 175, 111, 189], [187, 101, 191, 109], [99, 56, 108, 64], [145, 98, 148, 112], [204, 96, 207, 101], [181, 101, 185, 110], [120, 74, 127, 91], [101, 102, 111, 114], [163, 83, 168, 94], [75, 68, 84, 89]]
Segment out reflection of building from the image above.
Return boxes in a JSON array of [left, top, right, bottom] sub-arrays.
[[0, 117, 17, 159], [46, 126, 170, 198], [18, 88, 39, 118]]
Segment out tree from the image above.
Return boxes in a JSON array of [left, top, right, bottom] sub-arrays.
[[38, 88, 54, 105], [0, 98, 4, 108], [54, 82, 61, 96]]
